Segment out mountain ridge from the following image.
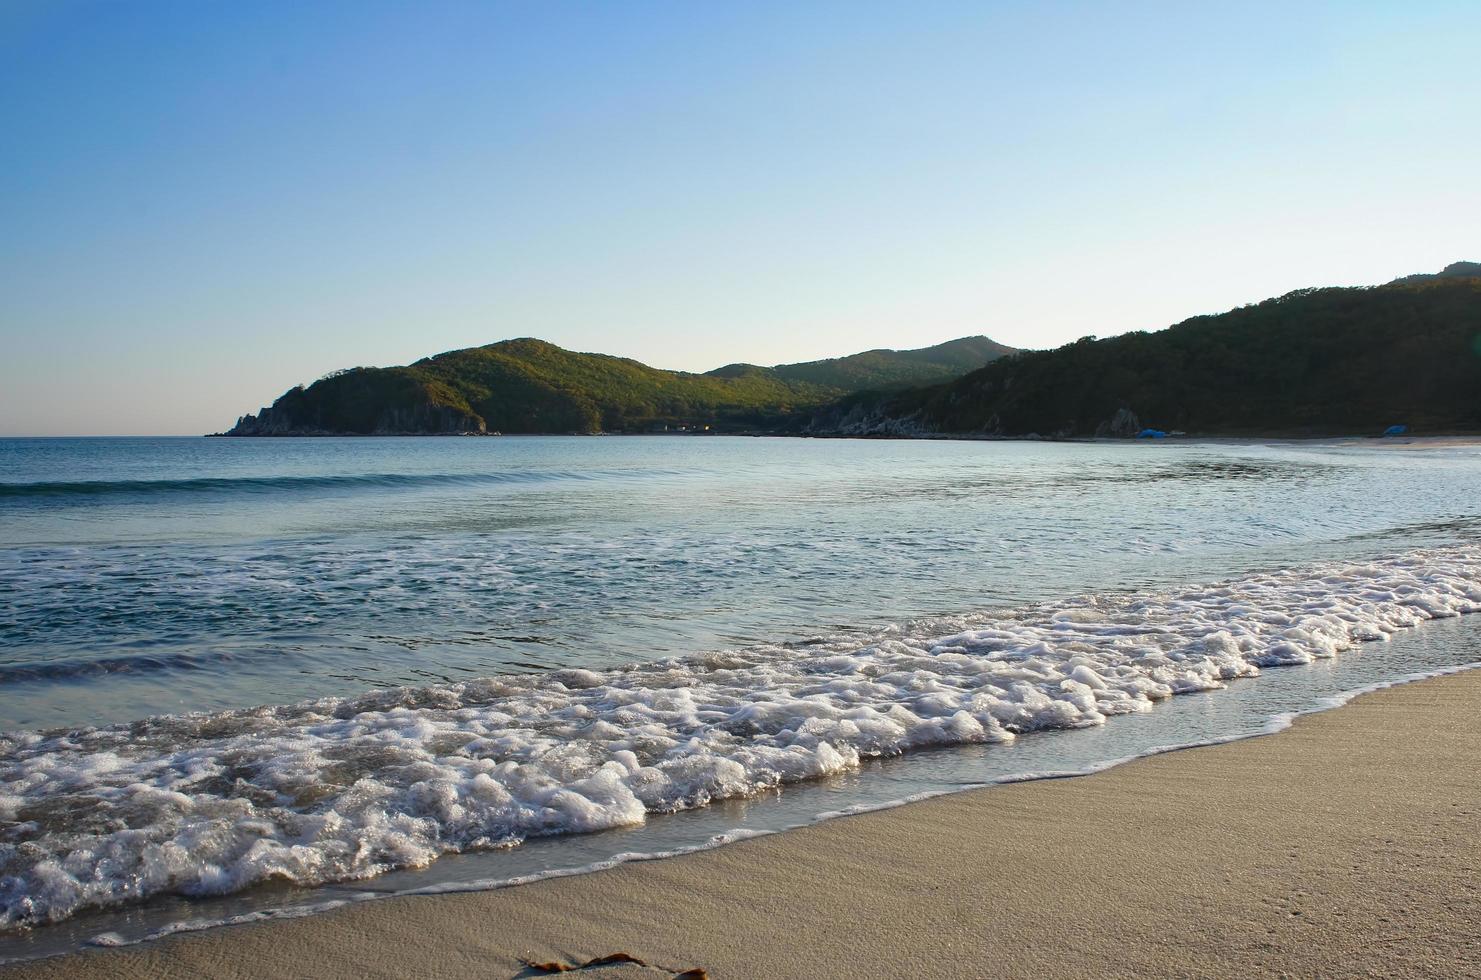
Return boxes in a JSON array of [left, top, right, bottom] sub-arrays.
[[804, 264, 1481, 439], [1388, 260, 1481, 285], [223, 260, 1481, 439], [707, 336, 1018, 390], [222, 335, 1013, 436]]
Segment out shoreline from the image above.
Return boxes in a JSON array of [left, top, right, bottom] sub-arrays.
[[199, 431, 1481, 446], [6, 666, 1480, 978], [12, 432, 1481, 446]]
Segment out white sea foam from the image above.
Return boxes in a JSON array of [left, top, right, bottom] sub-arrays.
[[26, 660, 1470, 963], [69, 828, 777, 955], [2, 547, 1479, 930]]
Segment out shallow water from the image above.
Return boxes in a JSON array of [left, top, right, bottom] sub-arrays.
[[2, 435, 1480, 957]]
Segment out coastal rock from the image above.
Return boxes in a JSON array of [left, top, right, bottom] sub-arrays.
[[225, 398, 486, 436], [1095, 408, 1141, 438], [802, 398, 931, 437]]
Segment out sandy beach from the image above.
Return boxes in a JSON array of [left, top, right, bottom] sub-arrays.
[[3, 667, 1477, 979]]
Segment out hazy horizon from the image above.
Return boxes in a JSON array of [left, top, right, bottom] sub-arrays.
[[3, 1, 1479, 436]]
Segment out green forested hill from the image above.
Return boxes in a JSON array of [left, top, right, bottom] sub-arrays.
[[223, 335, 1012, 435], [807, 273, 1481, 438], [1389, 261, 1481, 285], [708, 336, 1017, 390]]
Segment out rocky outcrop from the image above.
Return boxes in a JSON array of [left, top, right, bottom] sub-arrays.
[[802, 398, 931, 437], [1094, 408, 1141, 438], [226, 405, 301, 436], [222, 383, 487, 436]]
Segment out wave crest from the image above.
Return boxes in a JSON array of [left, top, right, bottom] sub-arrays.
[[0, 468, 659, 501]]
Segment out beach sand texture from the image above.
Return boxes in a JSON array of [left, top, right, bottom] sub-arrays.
[[5, 668, 1479, 979]]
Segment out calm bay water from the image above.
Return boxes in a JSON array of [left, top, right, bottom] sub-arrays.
[[2, 435, 1481, 955]]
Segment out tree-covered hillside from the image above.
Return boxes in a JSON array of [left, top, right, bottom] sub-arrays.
[[808, 273, 1481, 438], [707, 336, 1017, 390], [1389, 260, 1481, 286], [224, 335, 1012, 435]]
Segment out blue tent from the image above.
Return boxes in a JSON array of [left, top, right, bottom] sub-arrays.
[[1136, 428, 1168, 439], [1382, 424, 1408, 436]]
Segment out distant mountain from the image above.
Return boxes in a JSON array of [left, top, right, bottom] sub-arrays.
[[806, 265, 1481, 438], [707, 336, 1017, 390], [222, 335, 1014, 435]]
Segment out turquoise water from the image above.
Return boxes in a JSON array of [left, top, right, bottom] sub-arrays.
[[2, 435, 1481, 955]]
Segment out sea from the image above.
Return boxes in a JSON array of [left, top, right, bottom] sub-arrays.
[[2, 435, 1480, 961]]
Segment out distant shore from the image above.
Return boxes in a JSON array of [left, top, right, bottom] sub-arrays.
[[8, 666, 1480, 979], [202, 428, 1481, 446]]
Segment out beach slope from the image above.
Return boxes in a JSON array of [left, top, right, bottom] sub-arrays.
[[6, 669, 1480, 979]]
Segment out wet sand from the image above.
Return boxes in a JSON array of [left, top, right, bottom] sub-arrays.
[[6, 669, 1480, 979]]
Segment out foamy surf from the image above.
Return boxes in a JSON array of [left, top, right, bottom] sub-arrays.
[[45, 659, 1481, 963], [2, 547, 1479, 932]]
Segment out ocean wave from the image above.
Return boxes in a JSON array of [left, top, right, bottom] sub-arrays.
[[2, 547, 1479, 930], [0, 650, 243, 685], [0, 469, 653, 501]]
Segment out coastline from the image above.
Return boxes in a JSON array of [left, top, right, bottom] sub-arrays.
[[7, 667, 1480, 978], [196, 429, 1481, 446]]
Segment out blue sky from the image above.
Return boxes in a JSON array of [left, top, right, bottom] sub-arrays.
[[2, 1, 1477, 435]]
